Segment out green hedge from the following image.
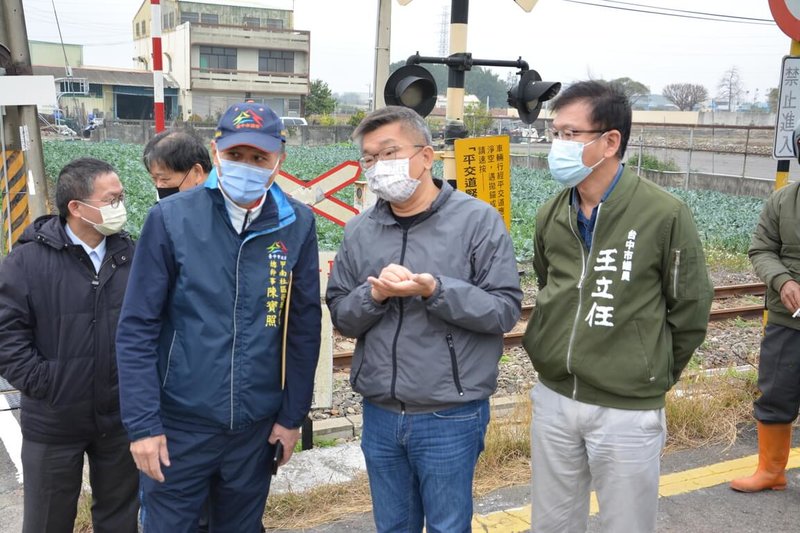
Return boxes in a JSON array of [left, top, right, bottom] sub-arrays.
[[41, 141, 764, 259]]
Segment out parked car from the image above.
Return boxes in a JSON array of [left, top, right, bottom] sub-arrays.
[[281, 117, 308, 127], [509, 127, 546, 144]]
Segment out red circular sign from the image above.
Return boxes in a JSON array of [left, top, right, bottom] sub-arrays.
[[770, 0, 800, 41]]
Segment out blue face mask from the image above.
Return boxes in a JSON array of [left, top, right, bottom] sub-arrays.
[[217, 158, 279, 204], [547, 135, 605, 188]]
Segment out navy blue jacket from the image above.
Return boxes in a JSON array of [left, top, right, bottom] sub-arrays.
[[116, 176, 321, 441], [0, 215, 134, 443]]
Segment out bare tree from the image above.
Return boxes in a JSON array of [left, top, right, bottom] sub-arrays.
[[662, 83, 708, 111], [717, 66, 744, 111]]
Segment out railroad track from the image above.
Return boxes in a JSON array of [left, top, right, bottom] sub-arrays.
[[332, 282, 767, 369]]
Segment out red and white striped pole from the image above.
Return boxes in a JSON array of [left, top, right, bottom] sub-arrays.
[[151, 0, 165, 132]]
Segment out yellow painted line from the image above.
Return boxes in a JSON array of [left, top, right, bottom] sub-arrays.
[[472, 447, 800, 532]]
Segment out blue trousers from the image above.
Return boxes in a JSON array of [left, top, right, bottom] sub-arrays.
[[139, 419, 275, 533], [360, 399, 490, 533]]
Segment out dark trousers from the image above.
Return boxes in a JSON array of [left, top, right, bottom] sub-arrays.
[[21, 430, 139, 533], [754, 324, 800, 423], [139, 418, 276, 533]]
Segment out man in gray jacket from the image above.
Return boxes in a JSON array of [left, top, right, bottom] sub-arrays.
[[326, 106, 522, 533]]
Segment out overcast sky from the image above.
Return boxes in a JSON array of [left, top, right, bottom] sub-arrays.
[[21, 0, 792, 102]]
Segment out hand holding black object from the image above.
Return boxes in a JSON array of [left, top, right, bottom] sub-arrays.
[[272, 440, 284, 476]]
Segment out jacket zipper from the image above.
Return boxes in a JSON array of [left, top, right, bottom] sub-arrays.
[[227, 220, 288, 430], [162, 331, 178, 387], [390, 228, 409, 412], [230, 241, 246, 429], [92, 255, 115, 413], [351, 356, 365, 386], [673, 249, 681, 299], [446, 333, 464, 395], [565, 202, 603, 400]]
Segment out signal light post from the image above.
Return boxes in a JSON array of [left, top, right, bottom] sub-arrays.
[[384, 0, 559, 186]]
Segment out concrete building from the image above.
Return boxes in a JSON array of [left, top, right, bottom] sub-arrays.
[[132, 0, 310, 121], [29, 40, 83, 68], [30, 41, 179, 124], [32, 65, 179, 122]]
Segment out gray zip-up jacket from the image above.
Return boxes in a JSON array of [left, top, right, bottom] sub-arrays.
[[326, 180, 522, 412]]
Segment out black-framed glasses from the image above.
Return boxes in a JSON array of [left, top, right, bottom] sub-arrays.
[[547, 128, 605, 141], [81, 193, 125, 209], [359, 145, 426, 169]]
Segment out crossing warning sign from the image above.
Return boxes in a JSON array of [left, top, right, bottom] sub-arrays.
[[275, 162, 361, 227], [454, 135, 512, 230]]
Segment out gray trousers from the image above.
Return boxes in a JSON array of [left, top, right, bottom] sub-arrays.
[[21, 430, 139, 533], [754, 324, 800, 423], [530, 383, 666, 533]]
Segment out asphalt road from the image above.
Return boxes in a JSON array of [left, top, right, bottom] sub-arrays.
[[263, 426, 800, 533], [0, 392, 800, 533]]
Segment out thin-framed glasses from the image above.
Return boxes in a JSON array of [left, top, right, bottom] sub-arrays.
[[359, 145, 425, 169], [81, 193, 125, 209], [547, 128, 605, 141]]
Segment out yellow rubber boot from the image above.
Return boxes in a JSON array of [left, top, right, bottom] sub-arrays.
[[730, 422, 792, 492]]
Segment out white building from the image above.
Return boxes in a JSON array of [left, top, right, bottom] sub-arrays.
[[132, 0, 310, 121]]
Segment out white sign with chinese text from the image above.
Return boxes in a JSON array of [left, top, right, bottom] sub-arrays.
[[773, 56, 800, 159]]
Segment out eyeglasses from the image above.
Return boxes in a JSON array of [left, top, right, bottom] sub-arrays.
[[359, 145, 426, 169], [81, 193, 125, 209], [547, 128, 605, 141]]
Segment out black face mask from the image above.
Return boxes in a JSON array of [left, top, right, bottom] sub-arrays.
[[156, 186, 180, 200], [155, 168, 192, 201]]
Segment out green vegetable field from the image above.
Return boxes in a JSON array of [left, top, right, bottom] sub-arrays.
[[39, 140, 764, 260]]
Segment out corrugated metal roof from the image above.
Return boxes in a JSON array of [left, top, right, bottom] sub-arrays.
[[32, 65, 179, 89], [178, 0, 292, 10]]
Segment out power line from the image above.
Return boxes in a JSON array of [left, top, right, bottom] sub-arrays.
[[600, 0, 774, 23], [50, 0, 71, 76], [561, 0, 776, 25]]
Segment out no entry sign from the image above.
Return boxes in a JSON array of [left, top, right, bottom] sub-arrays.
[[770, 0, 800, 41]]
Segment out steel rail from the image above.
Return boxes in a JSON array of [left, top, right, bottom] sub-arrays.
[[332, 283, 768, 369]]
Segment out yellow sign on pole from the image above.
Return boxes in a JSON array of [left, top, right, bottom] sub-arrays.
[[454, 135, 511, 230]]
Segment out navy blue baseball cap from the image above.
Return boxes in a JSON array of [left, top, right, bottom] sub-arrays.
[[214, 102, 286, 153]]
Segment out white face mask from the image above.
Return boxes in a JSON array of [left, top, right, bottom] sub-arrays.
[[365, 158, 420, 204], [547, 135, 606, 188], [79, 201, 128, 236]]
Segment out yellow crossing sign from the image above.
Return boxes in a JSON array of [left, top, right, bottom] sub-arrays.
[[454, 135, 512, 231]]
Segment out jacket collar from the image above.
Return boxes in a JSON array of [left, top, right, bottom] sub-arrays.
[[369, 178, 453, 226], [20, 214, 131, 255], [565, 164, 639, 211]]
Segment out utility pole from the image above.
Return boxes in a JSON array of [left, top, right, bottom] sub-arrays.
[[151, 0, 165, 132], [373, 0, 392, 111], [442, 0, 469, 186], [0, 0, 49, 227]]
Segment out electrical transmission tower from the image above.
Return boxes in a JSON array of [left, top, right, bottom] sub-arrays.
[[438, 4, 450, 57]]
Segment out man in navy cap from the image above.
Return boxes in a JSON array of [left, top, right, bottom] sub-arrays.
[[116, 102, 321, 531]]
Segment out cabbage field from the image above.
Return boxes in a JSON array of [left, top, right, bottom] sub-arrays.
[[41, 140, 764, 261]]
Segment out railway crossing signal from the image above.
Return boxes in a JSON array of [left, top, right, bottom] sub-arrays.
[[275, 161, 361, 227]]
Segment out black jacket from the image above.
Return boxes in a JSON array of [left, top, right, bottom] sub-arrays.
[[0, 215, 134, 443]]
